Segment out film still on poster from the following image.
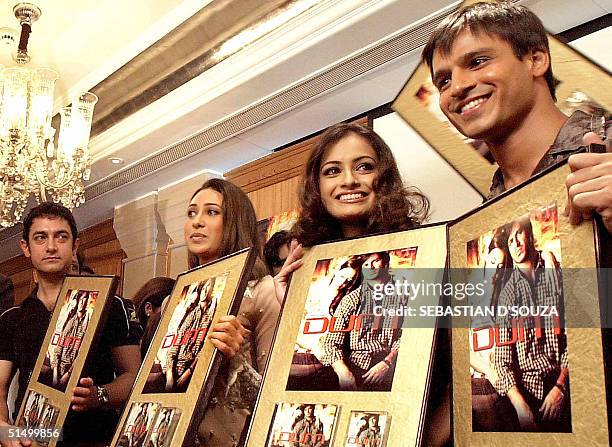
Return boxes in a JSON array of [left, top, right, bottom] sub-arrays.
[[286, 248, 417, 392], [149, 407, 181, 447], [143, 273, 228, 393], [17, 390, 60, 446], [343, 411, 390, 447], [37, 289, 97, 392], [266, 403, 338, 447], [115, 402, 182, 447], [116, 402, 160, 447], [465, 202, 571, 433]]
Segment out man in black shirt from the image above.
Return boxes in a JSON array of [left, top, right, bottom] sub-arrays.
[[0, 202, 142, 446]]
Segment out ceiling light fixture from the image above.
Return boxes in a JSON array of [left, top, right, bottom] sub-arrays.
[[0, 2, 98, 228]]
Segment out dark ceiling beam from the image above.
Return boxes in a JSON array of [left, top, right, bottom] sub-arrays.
[[89, 0, 295, 137]]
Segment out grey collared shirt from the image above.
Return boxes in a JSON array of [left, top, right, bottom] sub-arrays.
[[488, 111, 593, 200]]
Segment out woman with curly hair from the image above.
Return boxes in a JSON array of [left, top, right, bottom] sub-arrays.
[[276, 122, 450, 445], [289, 122, 429, 248], [326, 256, 363, 316], [277, 122, 430, 312]]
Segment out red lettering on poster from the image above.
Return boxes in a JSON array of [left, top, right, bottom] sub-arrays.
[[161, 328, 209, 348], [50, 333, 81, 349], [303, 315, 364, 335], [472, 316, 562, 352], [278, 432, 325, 443]]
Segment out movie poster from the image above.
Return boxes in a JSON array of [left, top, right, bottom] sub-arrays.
[[465, 202, 571, 432], [37, 289, 97, 391], [143, 273, 228, 393], [115, 402, 161, 447], [148, 407, 181, 447], [286, 248, 417, 392], [266, 403, 338, 447], [343, 411, 390, 447]]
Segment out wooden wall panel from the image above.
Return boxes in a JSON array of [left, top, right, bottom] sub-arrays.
[[246, 176, 301, 220], [0, 219, 125, 304], [0, 252, 34, 305], [10, 270, 35, 305], [81, 238, 125, 292]]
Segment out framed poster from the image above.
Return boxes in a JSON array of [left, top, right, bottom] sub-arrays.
[[246, 224, 448, 446], [392, 1, 611, 197], [447, 161, 608, 445], [343, 411, 391, 447], [109, 247, 256, 447], [265, 402, 339, 446], [14, 275, 119, 447]]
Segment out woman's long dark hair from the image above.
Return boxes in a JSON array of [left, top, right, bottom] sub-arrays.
[[187, 178, 268, 280], [328, 256, 364, 315], [291, 123, 429, 247], [488, 224, 513, 309], [141, 311, 161, 359]]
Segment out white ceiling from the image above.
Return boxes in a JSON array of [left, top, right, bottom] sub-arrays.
[[0, 0, 609, 263], [0, 0, 203, 110]]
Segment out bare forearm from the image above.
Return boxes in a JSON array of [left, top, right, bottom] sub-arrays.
[[104, 371, 137, 409], [0, 395, 10, 424], [507, 385, 527, 409], [556, 367, 568, 386], [385, 348, 398, 365], [331, 359, 350, 376], [103, 344, 141, 409], [506, 384, 535, 431]]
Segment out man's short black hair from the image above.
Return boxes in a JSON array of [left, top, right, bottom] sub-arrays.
[[264, 230, 291, 272], [22, 202, 78, 245], [509, 215, 538, 262], [422, 2, 556, 100], [367, 251, 390, 268]]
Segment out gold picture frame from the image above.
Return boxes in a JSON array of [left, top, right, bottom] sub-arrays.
[[246, 224, 448, 447], [447, 161, 608, 445], [392, 1, 611, 197], [109, 247, 256, 447], [15, 275, 119, 447]]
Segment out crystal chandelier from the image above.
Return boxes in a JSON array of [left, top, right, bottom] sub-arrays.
[[0, 3, 97, 228]]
